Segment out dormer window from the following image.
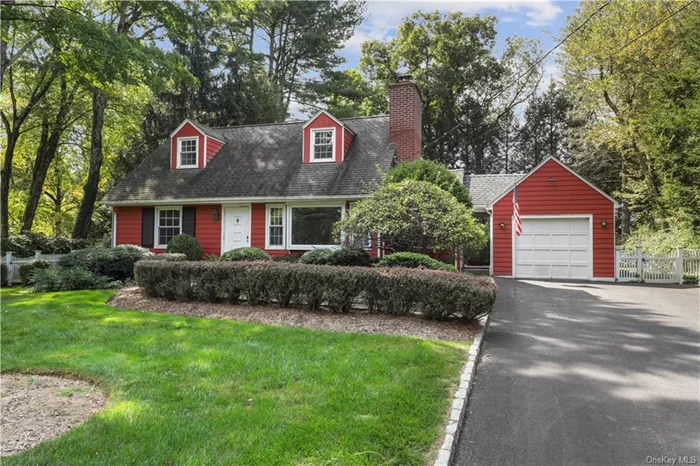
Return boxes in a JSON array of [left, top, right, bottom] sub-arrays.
[[311, 129, 335, 162], [177, 137, 198, 168]]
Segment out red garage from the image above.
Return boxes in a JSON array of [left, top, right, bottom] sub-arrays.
[[476, 157, 618, 280]]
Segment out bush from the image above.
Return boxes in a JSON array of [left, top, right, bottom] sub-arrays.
[[683, 274, 699, 285], [377, 252, 457, 272], [58, 245, 153, 281], [327, 246, 372, 267], [135, 261, 497, 320], [620, 222, 700, 255], [1, 264, 7, 287], [167, 234, 204, 261], [298, 248, 335, 265], [139, 253, 188, 262], [384, 159, 473, 208], [0, 233, 87, 256], [18, 260, 50, 285], [220, 247, 271, 262], [33, 267, 118, 292]]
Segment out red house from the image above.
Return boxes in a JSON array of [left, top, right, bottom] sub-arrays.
[[102, 76, 422, 258], [463, 157, 619, 280]]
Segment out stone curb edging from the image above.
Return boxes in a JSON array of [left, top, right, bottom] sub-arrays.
[[433, 313, 491, 466]]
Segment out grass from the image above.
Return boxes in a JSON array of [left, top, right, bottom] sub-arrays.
[[0, 288, 468, 465]]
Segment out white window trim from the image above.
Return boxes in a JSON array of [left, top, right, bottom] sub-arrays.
[[265, 204, 286, 250], [287, 203, 345, 250], [154, 206, 183, 249], [177, 136, 199, 168], [310, 128, 336, 163]]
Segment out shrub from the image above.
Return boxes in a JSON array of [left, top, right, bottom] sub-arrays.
[[298, 248, 335, 265], [135, 261, 497, 320], [220, 247, 271, 262], [167, 234, 204, 261], [139, 253, 188, 262], [326, 246, 372, 267], [33, 267, 118, 292], [383, 158, 472, 208], [377, 252, 457, 272], [272, 254, 300, 263], [58, 245, 152, 281], [0, 233, 87, 256], [682, 274, 699, 285], [18, 260, 50, 285], [1, 263, 7, 287]]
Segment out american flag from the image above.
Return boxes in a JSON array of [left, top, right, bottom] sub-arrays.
[[513, 186, 522, 236]]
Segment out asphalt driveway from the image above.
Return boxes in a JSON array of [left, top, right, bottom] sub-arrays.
[[454, 279, 700, 466]]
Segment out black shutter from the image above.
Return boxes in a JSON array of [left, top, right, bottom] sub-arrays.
[[182, 207, 196, 236], [142, 207, 155, 248]]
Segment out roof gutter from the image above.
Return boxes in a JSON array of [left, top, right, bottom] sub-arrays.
[[101, 194, 369, 207]]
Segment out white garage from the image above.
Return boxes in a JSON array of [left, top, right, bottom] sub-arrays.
[[514, 216, 592, 279]]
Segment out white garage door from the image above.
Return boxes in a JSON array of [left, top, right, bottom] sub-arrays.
[[514, 217, 591, 279]]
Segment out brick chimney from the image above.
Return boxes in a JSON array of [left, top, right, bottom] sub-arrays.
[[389, 75, 422, 162]]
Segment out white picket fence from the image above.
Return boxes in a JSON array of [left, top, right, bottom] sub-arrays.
[[615, 246, 700, 284], [2, 251, 66, 284]]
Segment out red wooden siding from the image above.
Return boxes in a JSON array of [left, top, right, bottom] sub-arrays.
[[343, 128, 354, 158], [114, 207, 142, 246], [251, 203, 288, 257], [170, 122, 205, 169], [303, 112, 344, 164], [206, 137, 224, 163], [194, 204, 222, 255], [492, 159, 615, 278]]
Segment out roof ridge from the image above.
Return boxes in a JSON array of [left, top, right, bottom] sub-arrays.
[[207, 114, 388, 131], [469, 173, 523, 177]]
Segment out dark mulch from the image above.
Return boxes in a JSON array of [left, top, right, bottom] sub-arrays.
[[108, 286, 479, 342]]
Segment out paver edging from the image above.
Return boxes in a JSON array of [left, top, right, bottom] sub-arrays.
[[433, 313, 491, 466]]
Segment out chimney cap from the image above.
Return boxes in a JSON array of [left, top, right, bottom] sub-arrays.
[[397, 74, 413, 82]]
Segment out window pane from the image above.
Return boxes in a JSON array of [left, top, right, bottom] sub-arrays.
[[269, 226, 283, 246], [291, 207, 341, 246], [158, 210, 181, 245], [313, 130, 333, 159], [180, 139, 197, 166], [269, 207, 283, 226]]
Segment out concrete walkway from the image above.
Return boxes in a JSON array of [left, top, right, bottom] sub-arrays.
[[453, 279, 700, 466]]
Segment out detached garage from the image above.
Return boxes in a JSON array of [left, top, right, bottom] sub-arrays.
[[464, 157, 618, 280]]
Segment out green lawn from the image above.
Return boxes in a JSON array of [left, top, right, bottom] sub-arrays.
[[0, 289, 468, 465]]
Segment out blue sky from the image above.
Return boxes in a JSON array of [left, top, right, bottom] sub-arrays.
[[338, 0, 581, 81]]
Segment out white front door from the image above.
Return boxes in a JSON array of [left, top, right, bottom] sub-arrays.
[[514, 217, 591, 279], [223, 206, 250, 253]]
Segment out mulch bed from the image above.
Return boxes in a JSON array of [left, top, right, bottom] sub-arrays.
[[109, 286, 479, 342], [0, 373, 106, 456]]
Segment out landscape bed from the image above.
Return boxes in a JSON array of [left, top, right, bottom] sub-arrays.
[[0, 288, 469, 465]]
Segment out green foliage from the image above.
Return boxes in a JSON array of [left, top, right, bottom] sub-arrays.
[[1, 288, 467, 465], [619, 222, 700, 256], [0, 233, 87, 256], [298, 249, 336, 265], [1, 264, 8, 287], [682, 274, 699, 285], [18, 260, 50, 285], [384, 159, 472, 208], [139, 253, 188, 262], [166, 234, 204, 261], [58, 245, 152, 281], [220, 247, 271, 262], [338, 179, 486, 253], [135, 261, 498, 320], [32, 267, 117, 292], [377, 252, 457, 272]]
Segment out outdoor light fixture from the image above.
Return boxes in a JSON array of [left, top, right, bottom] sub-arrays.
[[500, 221, 506, 229], [213, 207, 220, 221], [601, 219, 608, 228], [549, 177, 555, 183]]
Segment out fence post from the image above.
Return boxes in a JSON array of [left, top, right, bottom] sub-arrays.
[[676, 246, 684, 284], [5, 252, 12, 283], [614, 246, 621, 280], [636, 246, 643, 281], [34, 250, 41, 260]]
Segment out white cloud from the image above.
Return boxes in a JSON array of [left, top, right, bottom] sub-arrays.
[[343, 0, 565, 52]]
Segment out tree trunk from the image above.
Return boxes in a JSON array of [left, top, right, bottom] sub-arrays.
[[0, 130, 19, 238], [72, 89, 107, 239], [620, 201, 631, 236]]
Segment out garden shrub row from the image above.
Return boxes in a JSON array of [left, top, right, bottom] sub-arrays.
[[377, 252, 457, 272], [1, 233, 87, 256], [18, 260, 50, 285], [299, 246, 372, 267], [58, 245, 153, 281], [33, 267, 119, 292], [135, 261, 498, 320]]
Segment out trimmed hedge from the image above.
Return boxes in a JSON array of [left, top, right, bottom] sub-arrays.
[[18, 260, 50, 285], [33, 267, 118, 292], [135, 261, 497, 320], [140, 253, 188, 262], [220, 247, 271, 262], [167, 234, 204, 261], [298, 246, 372, 267], [58, 245, 153, 281], [377, 252, 457, 272]]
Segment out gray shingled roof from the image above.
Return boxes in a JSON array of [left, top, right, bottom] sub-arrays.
[[102, 115, 394, 204], [465, 173, 523, 208]]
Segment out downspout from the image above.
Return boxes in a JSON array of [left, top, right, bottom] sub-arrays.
[[486, 206, 494, 277]]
